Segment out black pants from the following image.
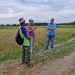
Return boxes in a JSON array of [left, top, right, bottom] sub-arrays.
[[22, 46, 31, 64]]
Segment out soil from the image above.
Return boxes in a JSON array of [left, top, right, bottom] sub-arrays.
[[0, 51, 75, 75]]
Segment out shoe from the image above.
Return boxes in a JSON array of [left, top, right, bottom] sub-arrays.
[[20, 61, 26, 65], [44, 48, 48, 51], [51, 47, 54, 49], [27, 63, 33, 68]]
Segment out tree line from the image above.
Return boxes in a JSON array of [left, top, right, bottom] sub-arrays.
[[0, 21, 75, 26]]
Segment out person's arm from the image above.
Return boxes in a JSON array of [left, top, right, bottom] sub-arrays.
[[27, 26, 36, 32], [47, 24, 56, 30], [21, 26, 31, 39], [47, 28, 55, 30], [27, 27, 33, 32]]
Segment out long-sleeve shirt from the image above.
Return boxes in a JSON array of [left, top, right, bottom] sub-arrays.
[[19, 25, 28, 38], [19, 25, 30, 46]]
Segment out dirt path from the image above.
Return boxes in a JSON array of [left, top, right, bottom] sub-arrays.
[[0, 50, 75, 75], [37, 51, 75, 75]]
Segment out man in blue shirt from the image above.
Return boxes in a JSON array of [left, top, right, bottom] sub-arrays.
[[44, 18, 56, 50]]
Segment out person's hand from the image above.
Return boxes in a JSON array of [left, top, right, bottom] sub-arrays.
[[47, 28, 50, 30], [28, 35, 31, 39], [47, 28, 55, 30]]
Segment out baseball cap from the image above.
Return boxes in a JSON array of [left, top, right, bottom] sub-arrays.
[[29, 19, 34, 22]]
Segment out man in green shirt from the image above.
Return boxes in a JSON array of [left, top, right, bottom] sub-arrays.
[[19, 18, 33, 68]]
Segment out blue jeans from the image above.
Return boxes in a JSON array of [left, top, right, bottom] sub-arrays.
[[45, 35, 55, 50]]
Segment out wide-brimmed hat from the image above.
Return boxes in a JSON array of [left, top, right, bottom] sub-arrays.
[[19, 18, 25, 23]]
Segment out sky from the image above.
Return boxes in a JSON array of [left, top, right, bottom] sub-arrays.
[[0, 0, 75, 24]]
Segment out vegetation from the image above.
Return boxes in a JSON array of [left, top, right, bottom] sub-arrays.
[[0, 21, 75, 27], [33, 37, 75, 63], [0, 25, 75, 62]]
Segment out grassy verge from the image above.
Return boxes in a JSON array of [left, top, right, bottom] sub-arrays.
[[32, 38, 75, 64]]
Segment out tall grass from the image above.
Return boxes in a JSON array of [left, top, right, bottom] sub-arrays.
[[0, 27, 75, 61]]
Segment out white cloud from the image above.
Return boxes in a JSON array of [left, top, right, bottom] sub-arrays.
[[0, 0, 75, 24], [8, 8, 14, 13], [58, 9, 75, 15], [0, 12, 24, 18]]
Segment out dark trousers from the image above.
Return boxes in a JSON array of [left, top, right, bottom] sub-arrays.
[[22, 46, 31, 64], [45, 35, 55, 50]]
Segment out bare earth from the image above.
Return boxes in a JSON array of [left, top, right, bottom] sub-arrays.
[[0, 50, 75, 75]]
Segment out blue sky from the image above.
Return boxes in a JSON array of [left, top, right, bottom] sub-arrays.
[[0, 0, 75, 24]]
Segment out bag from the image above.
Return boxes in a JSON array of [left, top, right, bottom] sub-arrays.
[[15, 30, 23, 45]]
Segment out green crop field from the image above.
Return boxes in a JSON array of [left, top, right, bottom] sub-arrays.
[[0, 25, 75, 62]]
